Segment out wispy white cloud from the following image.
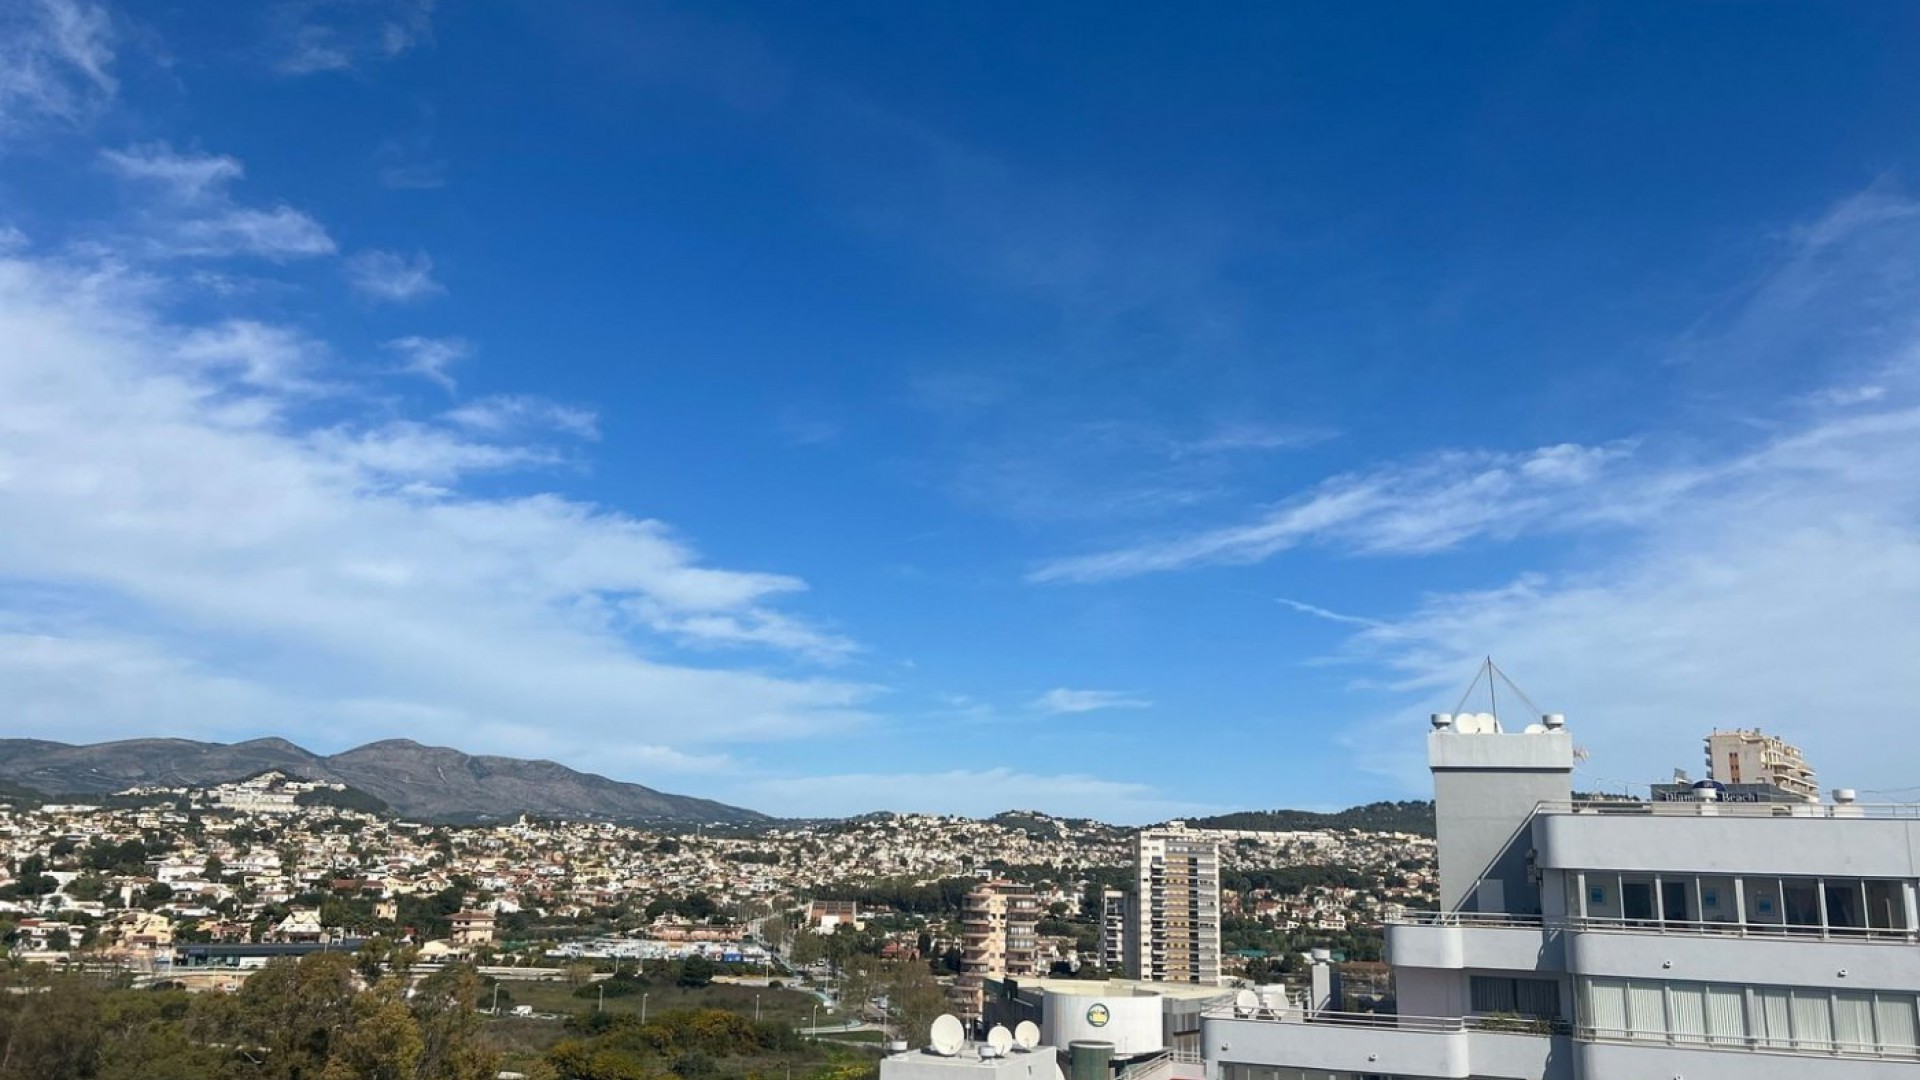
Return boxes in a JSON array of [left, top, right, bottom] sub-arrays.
[[348, 249, 444, 303], [175, 319, 326, 394], [1033, 442, 1635, 582], [444, 393, 598, 439], [101, 143, 335, 259], [1305, 188, 1920, 799], [1032, 688, 1152, 714], [747, 767, 1214, 822], [1276, 597, 1382, 629], [270, 0, 435, 75], [0, 244, 870, 767], [0, 0, 115, 136], [384, 335, 466, 392]]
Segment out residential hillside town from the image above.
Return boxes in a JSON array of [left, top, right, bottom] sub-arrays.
[[0, 770, 1437, 984]]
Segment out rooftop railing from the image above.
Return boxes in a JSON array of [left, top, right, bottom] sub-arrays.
[[1385, 909, 1920, 944], [1202, 1005, 1567, 1036], [1537, 800, 1920, 820], [1387, 911, 1543, 929]]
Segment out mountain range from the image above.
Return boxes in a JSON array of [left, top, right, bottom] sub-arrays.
[[0, 737, 764, 826]]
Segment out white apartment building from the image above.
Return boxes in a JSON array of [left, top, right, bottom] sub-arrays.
[[1132, 825, 1222, 985], [1706, 728, 1819, 801], [1100, 887, 1131, 973], [1202, 709, 1920, 1080]]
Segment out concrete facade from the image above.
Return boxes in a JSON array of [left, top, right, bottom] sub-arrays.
[[1200, 706, 1920, 1080], [1132, 826, 1222, 985]]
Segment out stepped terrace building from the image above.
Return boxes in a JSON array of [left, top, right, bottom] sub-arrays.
[[1201, 709, 1920, 1080]]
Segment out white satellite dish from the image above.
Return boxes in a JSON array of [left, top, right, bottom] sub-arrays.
[[1013, 1021, 1041, 1051], [1258, 985, 1288, 1017], [1234, 988, 1257, 1017], [930, 1014, 965, 1057], [988, 1025, 1014, 1057]]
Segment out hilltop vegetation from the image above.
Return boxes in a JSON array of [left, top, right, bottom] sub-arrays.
[[1190, 800, 1436, 837]]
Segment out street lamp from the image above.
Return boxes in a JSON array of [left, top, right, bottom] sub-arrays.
[[811, 1003, 818, 1039], [642, 992, 650, 1025], [755, 993, 762, 1022]]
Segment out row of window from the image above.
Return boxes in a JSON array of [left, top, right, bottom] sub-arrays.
[[1578, 977, 1920, 1057], [1576, 872, 1913, 933]]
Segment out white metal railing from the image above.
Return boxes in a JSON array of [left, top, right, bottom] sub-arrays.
[[1201, 1006, 1566, 1036], [1562, 914, 1919, 944], [1576, 1025, 1920, 1061], [1537, 800, 1920, 820], [1387, 911, 1545, 929], [1385, 909, 1920, 944], [1113, 1052, 1174, 1080]]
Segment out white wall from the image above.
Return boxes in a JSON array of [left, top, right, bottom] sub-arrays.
[[1042, 991, 1165, 1057]]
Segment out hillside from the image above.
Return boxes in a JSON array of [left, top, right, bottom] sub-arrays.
[[1188, 800, 1436, 836], [0, 737, 765, 826]]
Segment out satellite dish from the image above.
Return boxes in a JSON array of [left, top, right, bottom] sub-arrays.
[[988, 1025, 1014, 1057], [1013, 1020, 1041, 1051], [930, 1014, 964, 1057], [1258, 985, 1288, 1017], [1234, 988, 1257, 1017]]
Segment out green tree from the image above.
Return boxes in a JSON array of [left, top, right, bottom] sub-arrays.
[[318, 988, 422, 1080], [677, 954, 716, 989], [410, 964, 497, 1080], [230, 951, 360, 1078], [881, 962, 948, 1046]]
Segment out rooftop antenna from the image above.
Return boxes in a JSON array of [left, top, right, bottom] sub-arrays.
[[1450, 657, 1548, 727]]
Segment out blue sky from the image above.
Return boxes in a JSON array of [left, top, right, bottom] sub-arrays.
[[7, 1, 1920, 820]]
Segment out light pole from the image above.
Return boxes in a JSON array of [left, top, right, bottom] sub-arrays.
[[811, 1003, 819, 1039], [597, 983, 604, 1013], [755, 993, 762, 1022], [642, 992, 650, 1025]]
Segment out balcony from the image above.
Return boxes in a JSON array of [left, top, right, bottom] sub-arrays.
[[1385, 912, 1561, 973], [1203, 1007, 1568, 1080], [1387, 910, 1920, 989]]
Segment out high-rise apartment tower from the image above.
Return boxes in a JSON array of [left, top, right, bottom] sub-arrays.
[[1129, 824, 1221, 985]]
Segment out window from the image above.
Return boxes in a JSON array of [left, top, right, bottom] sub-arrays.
[[1866, 880, 1907, 930], [1589, 978, 1920, 1058], [1472, 976, 1560, 1019]]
